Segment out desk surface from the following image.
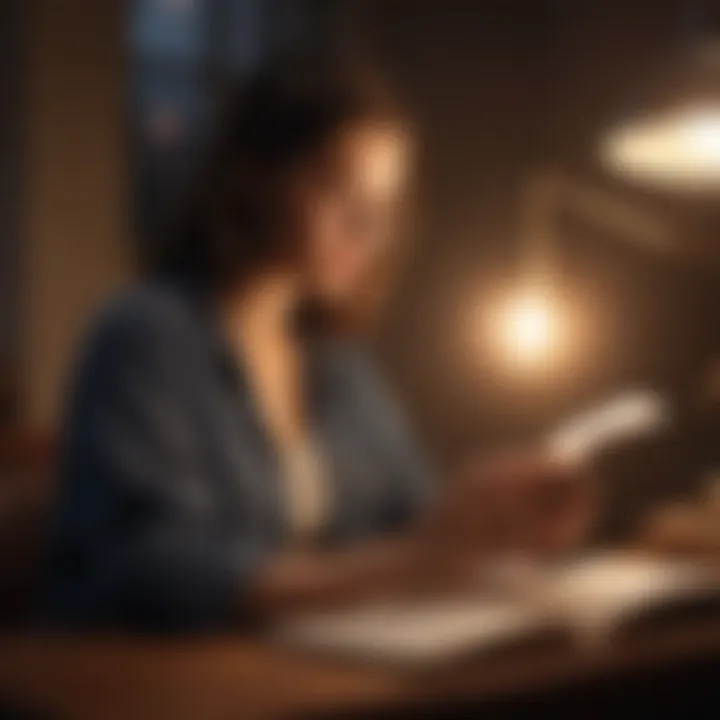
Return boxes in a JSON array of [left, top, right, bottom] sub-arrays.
[[2, 617, 720, 719]]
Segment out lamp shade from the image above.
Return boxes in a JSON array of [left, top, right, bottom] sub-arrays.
[[600, 42, 720, 193]]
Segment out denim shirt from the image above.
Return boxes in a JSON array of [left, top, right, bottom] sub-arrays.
[[45, 280, 432, 631]]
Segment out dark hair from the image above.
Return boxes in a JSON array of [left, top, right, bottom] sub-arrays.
[[152, 54, 409, 303]]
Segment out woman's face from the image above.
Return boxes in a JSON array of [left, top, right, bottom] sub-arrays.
[[285, 121, 411, 306]]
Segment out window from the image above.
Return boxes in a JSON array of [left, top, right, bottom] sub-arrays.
[[128, 0, 267, 242], [128, 0, 346, 242]]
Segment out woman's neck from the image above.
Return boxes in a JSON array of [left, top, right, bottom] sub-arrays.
[[220, 271, 300, 349], [220, 271, 308, 450]]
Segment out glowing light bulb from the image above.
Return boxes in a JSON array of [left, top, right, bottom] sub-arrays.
[[475, 280, 583, 379], [497, 288, 559, 369]]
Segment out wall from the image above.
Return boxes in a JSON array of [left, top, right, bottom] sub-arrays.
[[22, 0, 131, 431], [360, 0, 553, 455], [0, 2, 23, 417], [354, 0, 720, 461]]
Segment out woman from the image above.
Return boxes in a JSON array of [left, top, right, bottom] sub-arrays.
[[46, 57, 591, 632]]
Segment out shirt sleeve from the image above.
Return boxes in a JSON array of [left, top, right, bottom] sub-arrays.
[[57, 299, 268, 631], [343, 348, 436, 531]]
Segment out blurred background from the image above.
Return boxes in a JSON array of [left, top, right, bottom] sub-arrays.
[[4, 0, 720, 615]]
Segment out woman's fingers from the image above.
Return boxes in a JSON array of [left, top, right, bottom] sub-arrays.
[[444, 450, 597, 557]]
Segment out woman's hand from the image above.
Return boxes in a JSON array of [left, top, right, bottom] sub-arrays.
[[247, 451, 596, 620], [490, 452, 595, 557], [417, 450, 596, 571]]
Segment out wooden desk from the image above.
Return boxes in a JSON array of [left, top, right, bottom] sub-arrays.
[[1, 616, 720, 719]]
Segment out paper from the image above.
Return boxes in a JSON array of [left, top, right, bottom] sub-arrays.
[[276, 553, 719, 666], [542, 553, 718, 641], [546, 390, 670, 465], [277, 598, 548, 665]]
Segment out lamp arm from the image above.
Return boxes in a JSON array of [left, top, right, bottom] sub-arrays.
[[519, 169, 677, 274]]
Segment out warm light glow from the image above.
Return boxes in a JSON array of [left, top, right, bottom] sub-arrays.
[[476, 279, 589, 381], [493, 287, 561, 370], [602, 104, 720, 191]]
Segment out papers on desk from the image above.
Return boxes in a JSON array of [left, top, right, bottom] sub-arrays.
[[275, 553, 720, 666], [538, 553, 719, 643], [277, 598, 549, 666]]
